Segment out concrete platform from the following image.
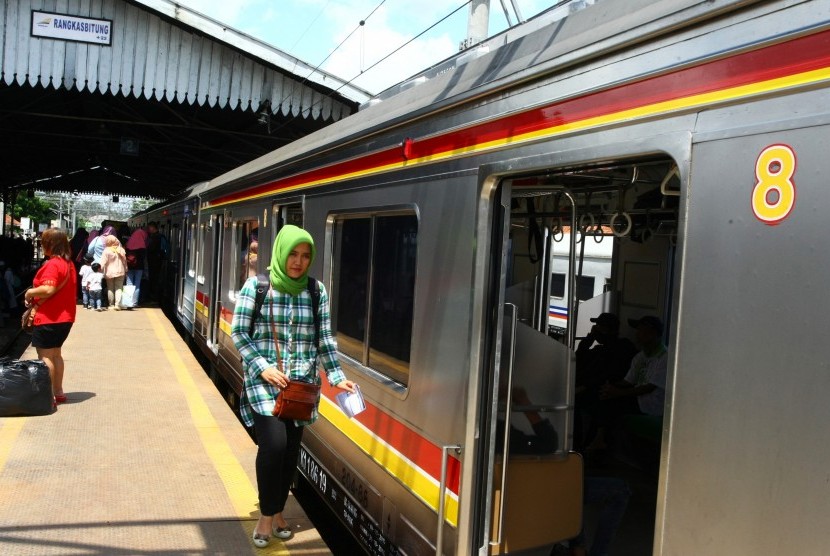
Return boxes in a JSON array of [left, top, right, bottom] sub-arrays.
[[0, 306, 332, 555]]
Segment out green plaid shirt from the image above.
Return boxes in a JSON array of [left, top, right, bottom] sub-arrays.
[[231, 276, 346, 427]]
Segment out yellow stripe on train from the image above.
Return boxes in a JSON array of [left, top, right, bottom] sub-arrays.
[[318, 396, 460, 527], [208, 65, 830, 209]]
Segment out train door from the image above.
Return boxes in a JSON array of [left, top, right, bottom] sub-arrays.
[[194, 214, 215, 341], [177, 212, 198, 331], [206, 213, 225, 354], [477, 182, 583, 555], [477, 156, 682, 555]]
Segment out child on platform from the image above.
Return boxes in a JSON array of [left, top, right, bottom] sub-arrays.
[[87, 263, 104, 311], [78, 257, 93, 309]]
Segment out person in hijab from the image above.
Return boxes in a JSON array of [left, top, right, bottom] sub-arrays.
[[70, 227, 89, 300], [99, 235, 128, 310], [231, 225, 357, 548], [87, 225, 115, 264], [125, 226, 149, 307]]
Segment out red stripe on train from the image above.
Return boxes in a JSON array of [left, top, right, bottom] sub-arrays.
[[320, 381, 461, 495], [208, 29, 830, 208]]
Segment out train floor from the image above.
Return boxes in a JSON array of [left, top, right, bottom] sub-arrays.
[[0, 305, 332, 555]]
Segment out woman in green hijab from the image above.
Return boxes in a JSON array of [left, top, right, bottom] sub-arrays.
[[231, 225, 357, 548]]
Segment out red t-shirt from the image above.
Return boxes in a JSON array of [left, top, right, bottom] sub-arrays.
[[33, 257, 77, 326]]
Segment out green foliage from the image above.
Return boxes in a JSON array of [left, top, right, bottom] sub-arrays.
[[12, 195, 54, 224]]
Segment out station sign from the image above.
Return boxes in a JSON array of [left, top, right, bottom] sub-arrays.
[[31, 10, 112, 46]]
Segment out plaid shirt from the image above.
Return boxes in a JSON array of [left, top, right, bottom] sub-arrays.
[[231, 276, 346, 427]]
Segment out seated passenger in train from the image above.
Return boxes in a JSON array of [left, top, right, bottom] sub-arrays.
[[495, 386, 558, 455], [590, 316, 667, 454], [574, 312, 637, 450], [599, 316, 667, 418]]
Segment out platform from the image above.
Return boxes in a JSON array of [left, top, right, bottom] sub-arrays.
[[0, 306, 332, 555]]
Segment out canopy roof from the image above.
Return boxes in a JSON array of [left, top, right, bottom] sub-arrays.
[[0, 0, 370, 200]]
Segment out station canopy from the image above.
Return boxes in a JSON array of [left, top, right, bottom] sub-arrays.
[[0, 0, 371, 201]]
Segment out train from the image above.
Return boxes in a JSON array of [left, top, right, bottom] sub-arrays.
[[129, 0, 830, 553]]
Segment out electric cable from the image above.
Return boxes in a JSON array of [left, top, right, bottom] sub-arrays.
[[267, 0, 388, 116], [268, 0, 473, 136]]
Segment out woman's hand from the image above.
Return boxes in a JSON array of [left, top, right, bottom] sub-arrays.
[[24, 289, 35, 307], [260, 367, 290, 389], [334, 380, 357, 394]]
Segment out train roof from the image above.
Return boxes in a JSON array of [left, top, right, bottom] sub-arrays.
[[203, 0, 758, 200]]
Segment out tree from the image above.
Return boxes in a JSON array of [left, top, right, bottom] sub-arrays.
[[13, 195, 54, 226]]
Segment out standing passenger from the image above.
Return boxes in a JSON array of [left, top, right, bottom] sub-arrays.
[[231, 225, 357, 548], [100, 235, 127, 310], [125, 226, 149, 308], [146, 222, 163, 302], [87, 225, 115, 264], [24, 228, 77, 406]]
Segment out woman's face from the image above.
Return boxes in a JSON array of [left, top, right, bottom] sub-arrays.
[[286, 242, 312, 279]]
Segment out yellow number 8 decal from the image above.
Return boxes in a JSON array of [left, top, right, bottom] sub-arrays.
[[752, 144, 797, 225]]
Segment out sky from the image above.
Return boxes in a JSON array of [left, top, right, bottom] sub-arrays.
[[174, 0, 563, 96]]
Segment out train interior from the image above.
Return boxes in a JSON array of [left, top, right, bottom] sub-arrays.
[[490, 156, 681, 554]]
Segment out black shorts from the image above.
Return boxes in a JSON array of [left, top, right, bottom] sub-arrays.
[[31, 322, 73, 349]]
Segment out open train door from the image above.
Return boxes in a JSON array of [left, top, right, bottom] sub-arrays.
[[472, 182, 583, 555]]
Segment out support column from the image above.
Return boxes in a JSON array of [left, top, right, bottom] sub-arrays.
[[464, 0, 490, 49]]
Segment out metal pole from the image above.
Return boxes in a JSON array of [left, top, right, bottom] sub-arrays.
[[508, 0, 524, 23], [466, 0, 490, 47], [497, 0, 513, 26]]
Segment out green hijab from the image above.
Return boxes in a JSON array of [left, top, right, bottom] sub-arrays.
[[268, 225, 316, 295]]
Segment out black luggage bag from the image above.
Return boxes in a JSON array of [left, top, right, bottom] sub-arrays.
[[0, 358, 53, 417]]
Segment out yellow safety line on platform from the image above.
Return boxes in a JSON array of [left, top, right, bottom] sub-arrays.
[[0, 418, 26, 476], [146, 311, 289, 556]]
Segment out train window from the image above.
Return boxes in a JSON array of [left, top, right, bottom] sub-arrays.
[[332, 212, 418, 386], [551, 273, 566, 298], [576, 275, 596, 301], [231, 220, 260, 296], [186, 222, 196, 275], [196, 223, 207, 284]]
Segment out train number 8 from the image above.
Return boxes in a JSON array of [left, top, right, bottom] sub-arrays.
[[751, 144, 797, 225]]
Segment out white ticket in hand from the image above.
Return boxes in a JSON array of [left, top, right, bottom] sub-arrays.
[[336, 384, 366, 418]]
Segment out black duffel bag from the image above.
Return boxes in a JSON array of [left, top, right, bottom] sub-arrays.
[[0, 358, 53, 417]]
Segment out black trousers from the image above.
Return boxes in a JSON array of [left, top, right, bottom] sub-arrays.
[[252, 412, 304, 516]]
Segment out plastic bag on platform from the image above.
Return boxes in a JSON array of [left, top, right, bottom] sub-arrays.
[[121, 284, 136, 308], [0, 358, 53, 417]]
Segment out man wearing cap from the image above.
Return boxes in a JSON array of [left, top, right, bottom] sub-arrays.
[[575, 312, 637, 449], [601, 316, 668, 417]]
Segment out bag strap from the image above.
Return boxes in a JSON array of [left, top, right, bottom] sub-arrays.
[[248, 274, 270, 338], [307, 277, 321, 349], [267, 287, 284, 375]]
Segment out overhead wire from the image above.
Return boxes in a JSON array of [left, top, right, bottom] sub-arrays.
[[268, 0, 473, 136], [267, 0, 388, 117]]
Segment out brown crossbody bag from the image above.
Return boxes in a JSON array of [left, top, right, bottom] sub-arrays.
[[268, 287, 320, 420]]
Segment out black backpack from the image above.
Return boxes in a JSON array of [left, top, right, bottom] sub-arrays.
[[248, 274, 322, 348]]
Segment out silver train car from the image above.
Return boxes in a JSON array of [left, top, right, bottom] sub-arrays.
[[131, 0, 830, 553]]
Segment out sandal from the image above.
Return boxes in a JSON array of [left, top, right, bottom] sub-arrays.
[[252, 529, 270, 548], [273, 526, 293, 540], [55, 394, 68, 404]]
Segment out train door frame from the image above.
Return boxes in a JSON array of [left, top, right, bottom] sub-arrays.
[[463, 132, 692, 555], [207, 212, 226, 354], [177, 211, 192, 314]]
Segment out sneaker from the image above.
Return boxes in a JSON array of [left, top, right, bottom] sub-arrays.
[[114, 306, 121, 311]]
